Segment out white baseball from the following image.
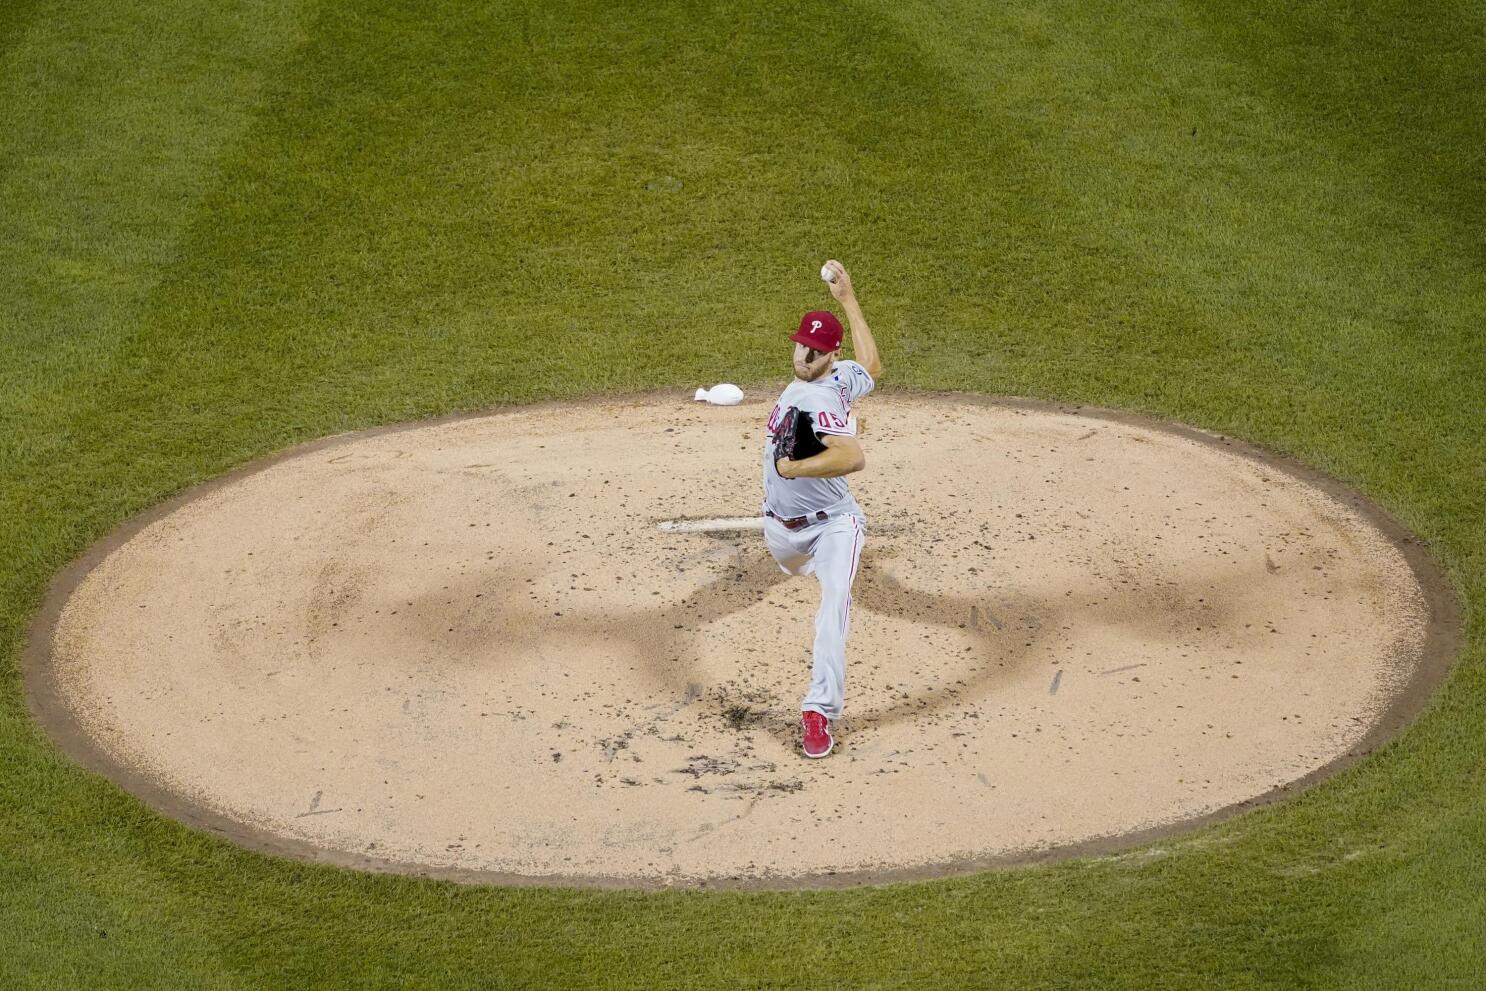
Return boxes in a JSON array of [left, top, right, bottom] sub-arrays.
[[820, 263, 836, 284]]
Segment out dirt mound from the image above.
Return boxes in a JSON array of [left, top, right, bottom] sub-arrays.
[[29, 393, 1453, 887]]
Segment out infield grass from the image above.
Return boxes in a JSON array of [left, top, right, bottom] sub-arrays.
[[2, 0, 1483, 987]]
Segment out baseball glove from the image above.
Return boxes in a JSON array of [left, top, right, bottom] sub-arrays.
[[773, 406, 827, 469]]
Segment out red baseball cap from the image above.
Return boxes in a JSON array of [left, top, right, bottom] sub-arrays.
[[790, 310, 844, 352]]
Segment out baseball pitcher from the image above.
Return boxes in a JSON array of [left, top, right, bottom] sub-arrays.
[[762, 259, 882, 758]]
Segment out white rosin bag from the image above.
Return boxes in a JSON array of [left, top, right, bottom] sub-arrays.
[[694, 384, 744, 406]]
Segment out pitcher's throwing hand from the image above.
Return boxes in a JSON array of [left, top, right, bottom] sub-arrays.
[[821, 259, 855, 303]]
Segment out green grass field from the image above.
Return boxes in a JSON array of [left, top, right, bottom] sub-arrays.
[[3, 0, 1483, 986]]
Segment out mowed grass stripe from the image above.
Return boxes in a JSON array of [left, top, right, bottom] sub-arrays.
[[0, 0, 1481, 987], [0, 0, 306, 354], [0, 1, 313, 989]]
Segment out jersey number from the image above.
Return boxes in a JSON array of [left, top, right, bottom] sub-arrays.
[[768, 405, 847, 436]]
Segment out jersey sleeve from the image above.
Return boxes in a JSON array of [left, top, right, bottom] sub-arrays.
[[799, 400, 855, 438], [834, 360, 875, 401]]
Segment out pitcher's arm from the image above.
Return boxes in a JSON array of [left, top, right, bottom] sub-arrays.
[[822, 260, 881, 379], [777, 435, 865, 479]]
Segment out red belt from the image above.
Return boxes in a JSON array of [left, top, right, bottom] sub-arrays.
[[766, 509, 828, 531]]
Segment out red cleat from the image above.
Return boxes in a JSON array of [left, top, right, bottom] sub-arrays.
[[801, 710, 834, 759]]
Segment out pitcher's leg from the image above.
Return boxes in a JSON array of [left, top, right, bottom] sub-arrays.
[[800, 515, 866, 721], [763, 516, 813, 576]]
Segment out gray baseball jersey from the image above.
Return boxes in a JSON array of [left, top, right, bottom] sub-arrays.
[[761, 360, 875, 519]]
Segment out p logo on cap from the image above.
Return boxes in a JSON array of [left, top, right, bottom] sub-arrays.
[[790, 310, 844, 352]]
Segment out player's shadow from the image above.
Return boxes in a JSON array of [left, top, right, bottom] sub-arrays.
[[389, 533, 1255, 749], [612, 538, 1258, 749], [845, 551, 1263, 736]]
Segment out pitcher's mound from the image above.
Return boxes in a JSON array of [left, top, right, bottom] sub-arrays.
[[29, 393, 1455, 887]]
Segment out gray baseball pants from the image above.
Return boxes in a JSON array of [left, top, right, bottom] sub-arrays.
[[762, 511, 867, 721]]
